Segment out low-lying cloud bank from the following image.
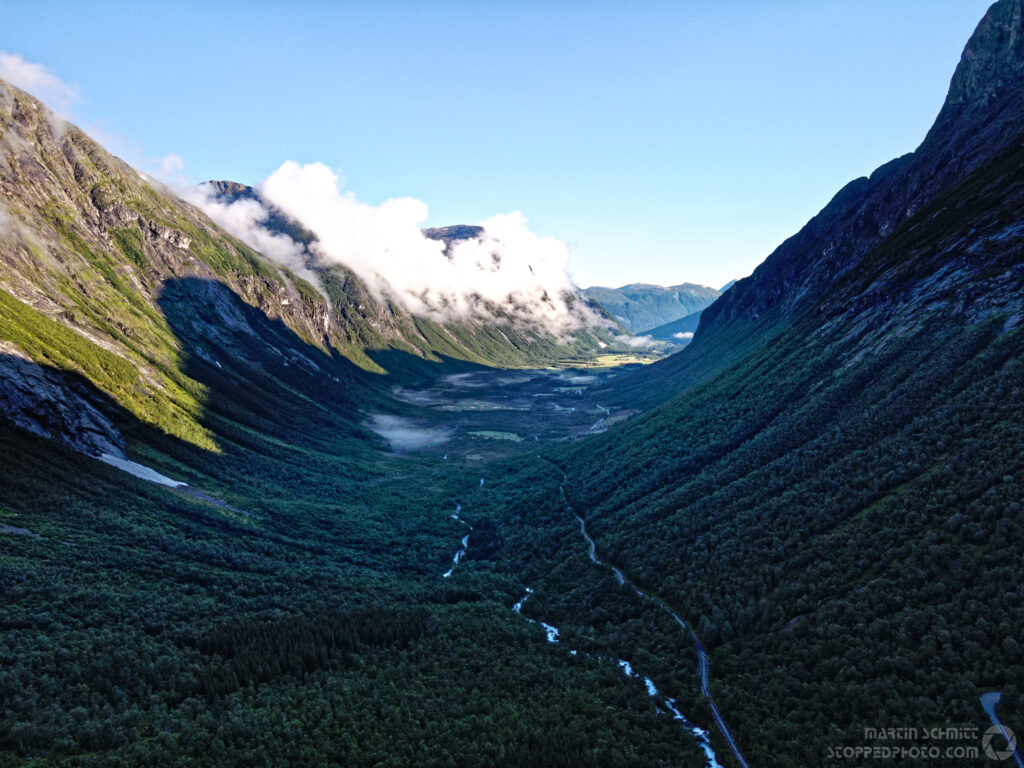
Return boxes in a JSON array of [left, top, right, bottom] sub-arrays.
[[367, 414, 451, 450], [616, 333, 655, 349], [189, 161, 607, 334]]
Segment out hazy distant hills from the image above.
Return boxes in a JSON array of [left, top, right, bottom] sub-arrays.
[[610, 280, 741, 346], [582, 282, 721, 333]]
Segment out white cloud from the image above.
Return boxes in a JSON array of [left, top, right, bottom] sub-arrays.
[[95, 129, 195, 189], [616, 334, 655, 348], [0, 52, 79, 118], [195, 160, 608, 334], [261, 161, 603, 331], [367, 414, 451, 450], [672, 331, 694, 340], [182, 183, 321, 289], [149, 153, 190, 188], [0, 56, 191, 184]]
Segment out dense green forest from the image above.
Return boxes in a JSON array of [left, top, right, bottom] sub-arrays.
[[8, 289, 1022, 766], [509, 319, 1024, 766], [0, 373, 715, 767]]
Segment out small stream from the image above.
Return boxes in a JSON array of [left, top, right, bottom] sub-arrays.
[[512, 588, 560, 642], [576, 513, 624, 585], [511, 585, 722, 767], [980, 692, 1024, 767], [565, 480, 749, 768], [443, 505, 473, 578], [440, 473, 725, 766], [587, 403, 611, 433]]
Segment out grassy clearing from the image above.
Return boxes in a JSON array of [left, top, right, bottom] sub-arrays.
[[468, 430, 523, 442], [573, 352, 662, 367]]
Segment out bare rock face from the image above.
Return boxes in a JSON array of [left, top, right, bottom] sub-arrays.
[[0, 346, 125, 458], [421, 225, 485, 243], [695, 0, 1024, 351], [943, 0, 1024, 111]]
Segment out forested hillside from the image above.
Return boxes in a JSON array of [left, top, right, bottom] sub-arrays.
[[0, 71, 700, 768], [644, 310, 703, 344], [496, 3, 1024, 765]]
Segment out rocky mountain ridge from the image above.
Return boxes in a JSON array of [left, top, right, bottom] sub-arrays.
[[622, 0, 1024, 400], [696, 0, 1024, 342]]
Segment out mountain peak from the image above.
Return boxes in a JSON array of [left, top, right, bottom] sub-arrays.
[[944, 0, 1024, 111], [925, 0, 1024, 155], [689, 0, 1024, 367], [204, 179, 256, 202]]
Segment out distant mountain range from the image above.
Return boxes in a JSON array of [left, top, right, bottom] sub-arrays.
[[582, 282, 722, 333]]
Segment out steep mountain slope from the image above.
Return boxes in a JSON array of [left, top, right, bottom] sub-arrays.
[[0, 78, 626, 464], [583, 283, 721, 333], [704, 0, 1024, 341], [0, 81, 360, 454], [204, 179, 317, 246], [499, 3, 1024, 765], [602, 0, 1024, 410]]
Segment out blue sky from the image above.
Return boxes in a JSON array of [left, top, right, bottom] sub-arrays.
[[0, 0, 993, 289]]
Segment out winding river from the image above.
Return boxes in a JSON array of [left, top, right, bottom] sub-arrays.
[[564, 480, 751, 768], [442, 471, 725, 766], [511, 584, 722, 766], [421, 374, 743, 766]]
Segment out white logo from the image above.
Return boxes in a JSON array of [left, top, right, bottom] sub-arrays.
[[982, 725, 1017, 762]]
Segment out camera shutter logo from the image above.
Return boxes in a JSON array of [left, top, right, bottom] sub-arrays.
[[982, 725, 1017, 762]]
